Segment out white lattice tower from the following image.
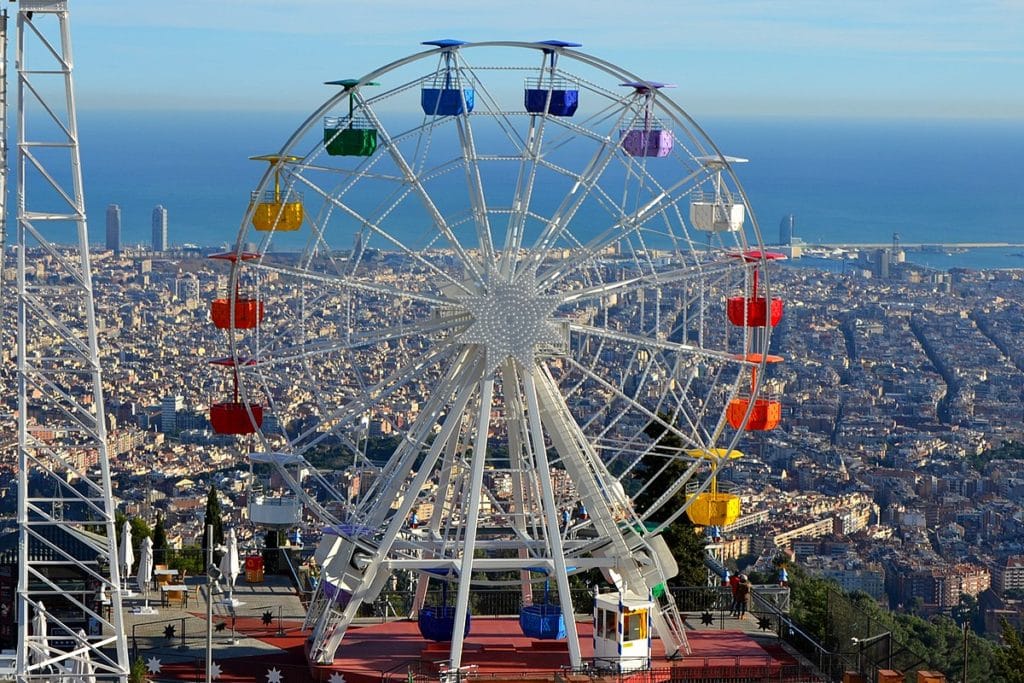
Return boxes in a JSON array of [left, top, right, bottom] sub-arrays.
[[13, 2, 129, 680]]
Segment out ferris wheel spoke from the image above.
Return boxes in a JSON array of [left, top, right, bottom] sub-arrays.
[[285, 341, 458, 454], [359, 107, 486, 287], [286, 172, 474, 295], [559, 258, 735, 305], [568, 322, 747, 366], [248, 259, 450, 307], [450, 73, 498, 267], [517, 107, 634, 280], [499, 113, 543, 278], [247, 315, 464, 372], [537, 164, 710, 289], [560, 354, 691, 450]]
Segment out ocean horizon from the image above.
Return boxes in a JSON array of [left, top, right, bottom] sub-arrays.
[[32, 110, 1024, 270]]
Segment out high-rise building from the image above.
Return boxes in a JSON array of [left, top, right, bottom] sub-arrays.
[[779, 213, 795, 246], [105, 204, 121, 254], [152, 205, 168, 252], [160, 394, 184, 433]]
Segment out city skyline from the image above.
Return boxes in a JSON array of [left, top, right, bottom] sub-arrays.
[[69, 1, 1024, 119]]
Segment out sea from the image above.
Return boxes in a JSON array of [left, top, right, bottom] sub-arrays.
[[72, 110, 1024, 271]]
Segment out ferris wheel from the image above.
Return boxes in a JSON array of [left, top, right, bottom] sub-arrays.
[[214, 40, 782, 670]]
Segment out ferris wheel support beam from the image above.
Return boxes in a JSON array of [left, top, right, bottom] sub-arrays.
[[522, 366, 583, 667], [533, 365, 687, 658], [499, 362, 535, 607], [447, 373, 494, 671], [311, 351, 481, 664], [13, 2, 129, 681]]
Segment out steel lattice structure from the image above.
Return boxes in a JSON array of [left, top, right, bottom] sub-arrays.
[[13, 1, 129, 680]]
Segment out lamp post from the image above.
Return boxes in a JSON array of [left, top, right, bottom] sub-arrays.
[[852, 632, 892, 677]]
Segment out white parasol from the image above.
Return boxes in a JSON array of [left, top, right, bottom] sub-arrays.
[[118, 519, 135, 594], [219, 527, 241, 605], [30, 602, 49, 673], [135, 536, 156, 614], [67, 629, 96, 683]]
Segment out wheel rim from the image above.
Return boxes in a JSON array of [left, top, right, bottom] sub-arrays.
[[225, 43, 775, 662]]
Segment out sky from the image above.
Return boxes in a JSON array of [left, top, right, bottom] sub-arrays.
[[66, 0, 1024, 119]]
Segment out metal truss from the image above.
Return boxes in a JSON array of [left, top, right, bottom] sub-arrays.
[[14, 2, 129, 680]]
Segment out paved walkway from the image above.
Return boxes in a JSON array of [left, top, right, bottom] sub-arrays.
[[121, 573, 310, 681]]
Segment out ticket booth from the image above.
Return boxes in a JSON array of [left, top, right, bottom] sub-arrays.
[[593, 592, 652, 672]]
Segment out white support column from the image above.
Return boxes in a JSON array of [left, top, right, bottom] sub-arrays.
[[524, 368, 583, 667], [448, 376, 494, 670]]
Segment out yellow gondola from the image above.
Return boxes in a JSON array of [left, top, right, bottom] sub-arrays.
[[250, 154, 304, 232], [685, 447, 743, 527]]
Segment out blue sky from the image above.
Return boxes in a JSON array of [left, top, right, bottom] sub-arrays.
[[68, 1, 1023, 118]]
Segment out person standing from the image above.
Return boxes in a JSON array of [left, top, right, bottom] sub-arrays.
[[728, 572, 741, 616], [735, 574, 751, 618], [778, 565, 789, 587]]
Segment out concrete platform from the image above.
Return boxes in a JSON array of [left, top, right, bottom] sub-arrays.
[[122, 579, 814, 683]]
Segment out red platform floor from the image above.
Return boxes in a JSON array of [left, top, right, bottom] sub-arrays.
[[154, 616, 805, 683]]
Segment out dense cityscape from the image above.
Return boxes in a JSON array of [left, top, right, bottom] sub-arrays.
[[3, 209, 1023, 650]]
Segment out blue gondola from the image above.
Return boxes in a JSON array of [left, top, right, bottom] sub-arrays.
[[520, 603, 566, 640], [518, 578, 566, 640], [421, 39, 474, 116], [524, 41, 581, 117], [417, 577, 471, 641], [418, 605, 473, 641]]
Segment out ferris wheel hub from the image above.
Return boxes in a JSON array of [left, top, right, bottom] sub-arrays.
[[454, 274, 562, 372]]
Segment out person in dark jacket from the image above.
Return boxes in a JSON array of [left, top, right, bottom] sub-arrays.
[[734, 575, 751, 618]]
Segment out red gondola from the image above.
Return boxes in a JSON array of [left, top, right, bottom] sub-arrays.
[[209, 252, 264, 330], [208, 357, 263, 435], [727, 250, 785, 328]]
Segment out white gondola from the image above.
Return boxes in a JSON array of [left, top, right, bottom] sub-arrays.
[[248, 495, 304, 528], [690, 155, 748, 232]]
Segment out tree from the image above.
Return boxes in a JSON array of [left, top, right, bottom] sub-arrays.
[[114, 512, 152, 559], [202, 486, 224, 551], [634, 415, 710, 587], [129, 656, 149, 683], [152, 514, 169, 565], [995, 618, 1024, 683]]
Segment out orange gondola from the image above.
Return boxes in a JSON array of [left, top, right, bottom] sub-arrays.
[[727, 353, 783, 431]]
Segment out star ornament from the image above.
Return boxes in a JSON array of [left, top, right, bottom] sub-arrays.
[[267, 667, 284, 683], [700, 611, 714, 626], [455, 278, 563, 373], [210, 662, 223, 680], [163, 624, 176, 639], [758, 616, 773, 631], [262, 610, 274, 626], [145, 657, 162, 674], [328, 673, 347, 683]]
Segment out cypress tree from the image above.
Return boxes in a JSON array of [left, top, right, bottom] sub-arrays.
[[203, 486, 224, 550], [152, 513, 169, 565]]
